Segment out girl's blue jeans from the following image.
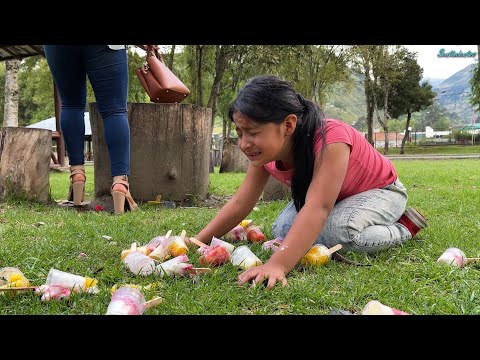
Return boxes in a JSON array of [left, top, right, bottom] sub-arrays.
[[44, 45, 130, 176], [272, 178, 411, 253]]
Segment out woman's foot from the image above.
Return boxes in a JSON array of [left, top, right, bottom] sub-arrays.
[[111, 175, 138, 214], [68, 165, 86, 206]]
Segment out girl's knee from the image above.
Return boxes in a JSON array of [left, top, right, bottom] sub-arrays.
[[272, 201, 296, 238]]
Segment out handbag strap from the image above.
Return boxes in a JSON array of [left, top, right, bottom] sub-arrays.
[[146, 45, 164, 62]]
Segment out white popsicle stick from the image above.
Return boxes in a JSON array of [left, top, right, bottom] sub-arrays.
[[0, 286, 37, 292], [189, 237, 208, 247], [130, 242, 137, 252], [465, 257, 480, 265], [328, 244, 343, 255], [145, 297, 163, 309], [180, 230, 187, 238], [165, 230, 172, 239], [191, 267, 212, 274]]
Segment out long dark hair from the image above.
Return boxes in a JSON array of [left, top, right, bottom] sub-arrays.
[[228, 75, 326, 211]]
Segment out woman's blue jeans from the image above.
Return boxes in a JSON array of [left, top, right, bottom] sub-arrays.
[[44, 45, 130, 176], [272, 178, 411, 253]]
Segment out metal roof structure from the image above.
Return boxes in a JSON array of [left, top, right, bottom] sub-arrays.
[[26, 112, 91, 135], [0, 45, 44, 61]]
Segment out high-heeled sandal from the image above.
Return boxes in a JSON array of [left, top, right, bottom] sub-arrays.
[[68, 165, 86, 206], [111, 175, 138, 214]]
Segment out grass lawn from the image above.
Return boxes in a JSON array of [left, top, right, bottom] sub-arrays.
[[387, 144, 480, 155], [1, 160, 480, 315]]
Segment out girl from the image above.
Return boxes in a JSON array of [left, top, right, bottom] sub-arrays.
[[194, 75, 427, 290]]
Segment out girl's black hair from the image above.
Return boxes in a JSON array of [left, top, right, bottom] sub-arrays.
[[228, 75, 326, 212]]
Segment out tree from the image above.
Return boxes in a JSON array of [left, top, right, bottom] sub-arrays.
[[3, 59, 21, 127], [350, 45, 378, 146], [469, 45, 480, 112], [388, 52, 436, 154], [0, 62, 5, 122]]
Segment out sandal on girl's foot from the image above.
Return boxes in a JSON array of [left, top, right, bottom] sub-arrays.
[[111, 175, 138, 215], [68, 165, 86, 206]]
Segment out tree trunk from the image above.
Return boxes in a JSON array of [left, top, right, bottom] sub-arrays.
[[400, 111, 412, 154], [90, 103, 212, 201], [3, 59, 21, 127], [167, 45, 175, 69], [262, 176, 291, 201], [0, 127, 51, 203], [364, 73, 374, 146], [195, 45, 204, 106], [220, 138, 249, 173]]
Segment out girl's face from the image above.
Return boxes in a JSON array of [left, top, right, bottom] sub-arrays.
[[233, 112, 296, 167]]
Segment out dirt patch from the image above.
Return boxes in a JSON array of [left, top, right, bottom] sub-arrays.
[[55, 194, 232, 213]]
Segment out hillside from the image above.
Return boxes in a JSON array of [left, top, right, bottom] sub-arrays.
[[433, 63, 477, 123], [323, 63, 479, 126], [323, 73, 366, 124]]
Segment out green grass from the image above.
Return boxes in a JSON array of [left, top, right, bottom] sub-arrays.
[[387, 144, 480, 155], [1, 160, 480, 314]]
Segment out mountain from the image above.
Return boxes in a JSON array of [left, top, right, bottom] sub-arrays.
[[323, 73, 366, 123], [323, 64, 478, 125], [423, 78, 445, 88], [433, 63, 477, 123]]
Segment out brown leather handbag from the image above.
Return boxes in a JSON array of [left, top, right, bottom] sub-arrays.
[[135, 46, 190, 103]]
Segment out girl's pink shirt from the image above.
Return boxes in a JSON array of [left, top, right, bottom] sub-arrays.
[[264, 119, 397, 202]]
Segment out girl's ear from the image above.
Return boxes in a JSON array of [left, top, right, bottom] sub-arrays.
[[284, 114, 297, 136]]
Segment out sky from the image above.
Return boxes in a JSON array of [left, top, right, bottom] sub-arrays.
[[405, 45, 478, 80], [133, 45, 478, 81]]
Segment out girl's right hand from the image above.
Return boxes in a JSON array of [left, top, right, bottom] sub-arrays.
[[238, 263, 288, 290]]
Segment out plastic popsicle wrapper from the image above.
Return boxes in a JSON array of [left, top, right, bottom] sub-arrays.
[[437, 247, 468, 268], [167, 230, 189, 257], [148, 235, 171, 261], [231, 245, 262, 270], [361, 300, 410, 315], [246, 226, 266, 243], [210, 236, 235, 254], [262, 237, 284, 252], [146, 230, 172, 252], [199, 245, 231, 267], [120, 242, 151, 259], [45, 268, 99, 294], [35, 285, 71, 301], [224, 225, 247, 242], [106, 286, 147, 315], [155, 254, 192, 277], [167, 236, 189, 257], [0, 267, 30, 289], [300, 244, 342, 266], [124, 252, 157, 276]]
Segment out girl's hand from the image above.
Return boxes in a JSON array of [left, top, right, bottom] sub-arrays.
[[238, 263, 288, 290]]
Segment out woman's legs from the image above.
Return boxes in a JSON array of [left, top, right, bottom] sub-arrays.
[[84, 46, 130, 177], [43, 45, 87, 167], [272, 179, 412, 253]]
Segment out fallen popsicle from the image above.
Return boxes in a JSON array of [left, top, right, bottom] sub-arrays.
[[231, 245, 262, 270], [262, 237, 284, 252], [0, 267, 31, 289], [246, 226, 266, 243], [189, 237, 232, 266], [300, 244, 343, 266], [120, 242, 149, 260], [166, 230, 189, 257], [148, 230, 173, 261], [361, 300, 410, 315], [436, 247, 480, 268], [106, 286, 163, 315]]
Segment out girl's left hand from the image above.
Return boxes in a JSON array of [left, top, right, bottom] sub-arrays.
[[238, 263, 288, 290]]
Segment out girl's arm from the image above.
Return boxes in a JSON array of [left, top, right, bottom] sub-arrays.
[[194, 163, 271, 244], [238, 142, 350, 289]]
